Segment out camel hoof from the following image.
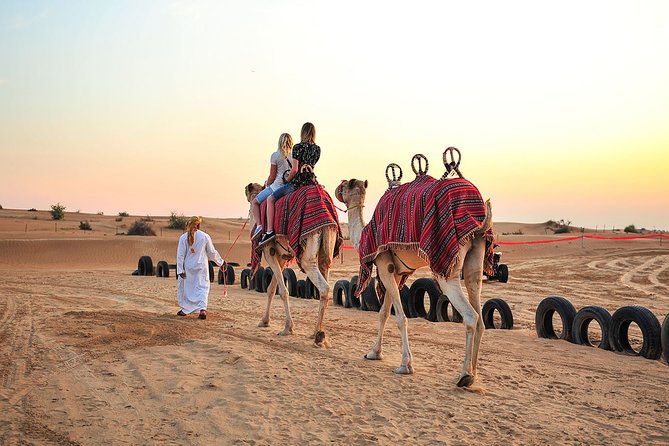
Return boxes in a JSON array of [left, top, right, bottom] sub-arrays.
[[278, 329, 293, 336], [258, 320, 269, 328], [393, 365, 413, 374], [364, 351, 382, 360], [457, 374, 474, 387], [314, 331, 326, 344]]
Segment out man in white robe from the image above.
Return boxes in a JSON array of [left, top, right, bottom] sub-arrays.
[[176, 217, 224, 319]]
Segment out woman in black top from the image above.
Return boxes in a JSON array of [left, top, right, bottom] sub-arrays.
[[259, 122, 321, 244]]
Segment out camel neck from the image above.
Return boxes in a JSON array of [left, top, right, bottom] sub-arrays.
[[347, 205, 365, 252]]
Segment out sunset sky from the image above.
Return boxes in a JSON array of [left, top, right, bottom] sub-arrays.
[[1, 1, 668, 230]]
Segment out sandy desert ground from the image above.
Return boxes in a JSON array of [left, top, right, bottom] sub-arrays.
[[0, 209, 668, 445]]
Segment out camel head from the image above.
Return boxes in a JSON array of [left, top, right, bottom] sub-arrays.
[[245, 182, 263, 203], [335, 178, 368, 208]]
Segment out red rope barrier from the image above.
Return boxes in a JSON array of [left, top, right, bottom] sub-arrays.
[[497, 233, 668, 245]]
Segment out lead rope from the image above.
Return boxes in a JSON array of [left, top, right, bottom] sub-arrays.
[[221, 219, 249, 297]]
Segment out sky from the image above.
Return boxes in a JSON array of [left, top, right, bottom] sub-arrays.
[[1, 0, 668, 230]]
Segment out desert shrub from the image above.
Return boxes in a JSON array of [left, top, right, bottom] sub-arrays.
[[28, 208, 37, 211], [115, 217, 123, 222], [624, 224, 638, 234], [118, 211, 129, 217], [140, 215, 154, 222], [97, 211, 104, 216], [79, 221, 92, 230], [546, 218, 571, 234], [167, 212, 188, 230], [127, 220, 156, 236], [0, 204, 3, 209], [50, 203, 66, 220]]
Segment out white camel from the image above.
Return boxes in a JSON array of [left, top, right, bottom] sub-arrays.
[[245, 183, 338, 347], [335, 178, 492, 387]]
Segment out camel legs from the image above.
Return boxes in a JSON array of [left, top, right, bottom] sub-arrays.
[[434, 237, 486, 387], [301, 231, 333, 346], [259, 249, 293, 336], [366, 251, 413, 373]]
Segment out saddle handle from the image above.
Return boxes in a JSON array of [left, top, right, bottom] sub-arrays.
[[411, 154, 429, 176], [441, 147, 464, 179], [385, 163, 403, 189]]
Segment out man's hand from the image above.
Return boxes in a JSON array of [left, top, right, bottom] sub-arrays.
[[179, 273, 186, 279]]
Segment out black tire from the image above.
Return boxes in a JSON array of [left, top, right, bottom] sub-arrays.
[[218, 269, 224, 285], [609, 306, 662, 360], [208, 261, 215, 283], [434, 295, 463, 323], [296, 279, 306, 298], [156, 260, 169, 278], [349, 275, 360, 308], [662, 314, 669, 363], [572, 305, 612, 350], [225, 264, 235, 285], [333, 280, 350, 306], [138, 256, 153, 276], [360, 278, 381, 312], [262, 267, 274, 293], [482, 298, 514, 329], [399, 285, 412, 317], [240, 268, 251, 289], [535, 296, 577, 342], [408, 278, 441, 321], [306, 277, 319, 299], [436, 296, 450, 322], [390, 285, 410, 316], [282, 268, 298, 297], [497, 264, 509, 283], [254, 266, 266, 293]]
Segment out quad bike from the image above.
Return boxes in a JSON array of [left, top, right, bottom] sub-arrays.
[[485, 246, 509, 283]]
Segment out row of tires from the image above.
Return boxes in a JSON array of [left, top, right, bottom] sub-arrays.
[[240, 267, 514, 330], [134, 255, 237, 285], [535, 295, 669, 362]]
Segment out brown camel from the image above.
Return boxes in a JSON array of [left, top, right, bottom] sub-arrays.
[[335, 176, 493, 387], [245, 183, 339, 347]]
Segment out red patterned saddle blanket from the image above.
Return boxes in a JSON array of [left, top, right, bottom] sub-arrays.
[[251, 185, 343, 275], [356, 175, 494, 296]]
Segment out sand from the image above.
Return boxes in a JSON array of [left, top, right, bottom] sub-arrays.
[[0, 209, 668, 445]]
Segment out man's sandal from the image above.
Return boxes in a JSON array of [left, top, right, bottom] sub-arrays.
[[177, 310, 186, 316], [198, 310, 207, 320]]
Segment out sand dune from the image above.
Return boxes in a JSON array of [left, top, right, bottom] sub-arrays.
[[0, 209, 668, 445]]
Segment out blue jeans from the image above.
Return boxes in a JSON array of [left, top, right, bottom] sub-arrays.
[[255, 185, 275, 204], [272, 183, 295, 200]]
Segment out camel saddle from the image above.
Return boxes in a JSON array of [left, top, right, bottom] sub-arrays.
[[251, 185, 343, 276], [356, 175, 495, 296]]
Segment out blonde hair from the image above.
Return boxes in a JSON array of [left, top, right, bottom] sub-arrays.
[[277, 133, 293, 159], [186, 216, 202, 246], [300, 122, 316, 144]]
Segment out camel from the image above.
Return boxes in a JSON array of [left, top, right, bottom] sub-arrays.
[[335, 172, 493, 387], [245, 183, 340, 347]]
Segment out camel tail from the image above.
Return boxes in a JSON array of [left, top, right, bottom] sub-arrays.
[[476, 199, 493, 234]]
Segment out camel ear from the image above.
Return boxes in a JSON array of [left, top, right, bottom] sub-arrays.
[[364, 180, 368, 189], [246, 183, 253, 193], [348, 178, 356, 189]]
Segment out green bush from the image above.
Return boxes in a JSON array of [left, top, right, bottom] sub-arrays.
[[127, 220, 156, 236], [167, 212, 188, 230], [0, 204, 3, 210], [546, 218, 571, 234], [28, 208, 37, 212], [118, 211, 129, 217], [624, 224, 638, 234], [50, 203, 66, 220], [79, 221, 92, 231]]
